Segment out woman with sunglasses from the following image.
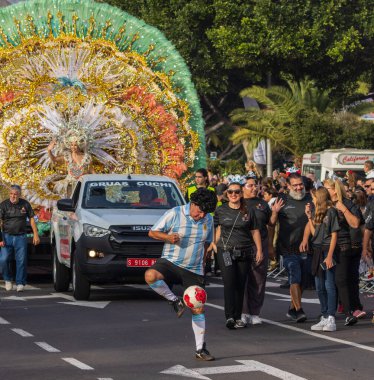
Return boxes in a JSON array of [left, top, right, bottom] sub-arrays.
[[213, 175, 263, 329]]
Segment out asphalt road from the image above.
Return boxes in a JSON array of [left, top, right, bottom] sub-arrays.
[[0, 273, 373, 380]]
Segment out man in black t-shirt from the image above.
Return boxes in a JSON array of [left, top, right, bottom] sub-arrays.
[[270, 173, 311, 322], [0, 185, 40, 292]]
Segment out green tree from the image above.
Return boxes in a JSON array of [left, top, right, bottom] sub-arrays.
[[208, 0, 374, 96], [231, 79, 374, 156], [105, 0, 374, 160]]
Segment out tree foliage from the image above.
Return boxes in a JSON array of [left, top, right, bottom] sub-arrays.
[[231, 79, 374, 157], [207, 0, 374, 95], [104, 0, 374, 160]]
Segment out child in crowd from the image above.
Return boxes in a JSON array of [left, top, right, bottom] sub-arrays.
[[305, 187, 340, 332]]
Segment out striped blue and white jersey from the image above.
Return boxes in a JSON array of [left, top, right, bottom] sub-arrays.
[[151, 204, 214, 275]]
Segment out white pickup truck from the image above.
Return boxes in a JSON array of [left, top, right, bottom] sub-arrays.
[[51, 174, 185, 300]]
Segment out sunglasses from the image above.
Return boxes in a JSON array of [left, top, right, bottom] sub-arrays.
[[227, 189, 241, 195]]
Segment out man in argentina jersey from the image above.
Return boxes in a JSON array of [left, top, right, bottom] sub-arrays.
[[145, 188, 217, 361]]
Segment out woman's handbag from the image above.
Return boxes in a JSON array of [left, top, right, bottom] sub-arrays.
[[220, 211, 241, 267]]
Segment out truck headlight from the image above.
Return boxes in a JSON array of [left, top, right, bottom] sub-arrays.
[[83, 224, 110, 237]]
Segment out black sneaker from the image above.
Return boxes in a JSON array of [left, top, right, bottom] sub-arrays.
[[170, 298, 185, 318], [286, 307, 297, 320], [295, 308, 307, 323], [344, 315, 358, 326], [226, 318, 236, 329], [195, 343, 215, 361], [234, 319, 247, 328]]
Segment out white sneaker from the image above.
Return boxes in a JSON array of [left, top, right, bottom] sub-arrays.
[[323, 316, 336, 332], [5, 281, 13, 291], [311, 316, 328, 331], [249, 315, 262, 325], [241, 313, 250, 324], [16, 285, 24, 292]]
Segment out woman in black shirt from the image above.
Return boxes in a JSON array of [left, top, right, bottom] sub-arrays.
[[241, 174, 271, 325], [213, 177, 263, 329], [323, 178, 363, 326], [305, 187, 340, 332]]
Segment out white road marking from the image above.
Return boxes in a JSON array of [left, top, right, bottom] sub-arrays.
[[3, 294, 60, 301], [62, 358, 94, 370], [98, 378, 114, 380], [266, 281, 284, 288], [59, 301, 110, 309], [35, 342, 61, 353], [265, 291, 320, 304], [205, 283, 224, 288], [11, 328, 34, 337], [24, 285, 41, 290], [0, 316, 10, 324], [274, 298, 320, 304], [3, 291, 111, 308], [53, 293, 76, 301], [161, 360, 307, 380], [0, 283, 40, 290], [205, 302, 374, 353]]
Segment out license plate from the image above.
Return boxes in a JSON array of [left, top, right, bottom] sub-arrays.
[[126, 258, 157, 267]]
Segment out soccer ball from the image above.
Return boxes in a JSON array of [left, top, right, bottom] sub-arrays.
[[183, 286, 207, 309]]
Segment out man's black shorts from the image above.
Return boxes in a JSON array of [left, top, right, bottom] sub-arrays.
[[151, 258, 205, 289]]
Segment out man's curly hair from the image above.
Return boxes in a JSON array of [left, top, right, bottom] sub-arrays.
[[190, 187, 217, 214]]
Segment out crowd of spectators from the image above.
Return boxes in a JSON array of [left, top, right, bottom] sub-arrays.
[[189, 158, 374, 330]]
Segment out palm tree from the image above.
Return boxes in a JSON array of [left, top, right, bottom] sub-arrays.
[[231, 83, 304, 156], [231, 78, 374, 157]]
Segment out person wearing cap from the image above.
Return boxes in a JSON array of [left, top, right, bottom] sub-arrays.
[[0, 185, 40, 292]]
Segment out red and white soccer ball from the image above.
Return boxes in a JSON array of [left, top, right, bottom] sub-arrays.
[[183, 286, 207, 309]]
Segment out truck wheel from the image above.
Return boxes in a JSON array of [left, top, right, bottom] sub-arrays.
[[72, 252, 90, 300], [53, 243, 70, 292]]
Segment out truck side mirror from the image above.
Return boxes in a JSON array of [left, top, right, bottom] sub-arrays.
[[57, 199, 75, 212]]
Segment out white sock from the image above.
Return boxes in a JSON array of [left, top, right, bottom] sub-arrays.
[[192, 313, 205, 350], [149, 280, 178, 302]]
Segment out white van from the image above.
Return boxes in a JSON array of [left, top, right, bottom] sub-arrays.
[[302, 148, 374, 181]]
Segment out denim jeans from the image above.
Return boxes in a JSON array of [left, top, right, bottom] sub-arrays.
[[0, 233, 28, 285], [314, 250, 337, 317], [283, 253, 312, 286]]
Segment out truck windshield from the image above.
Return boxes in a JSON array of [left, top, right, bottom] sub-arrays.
[[82, 180, 184, 209]]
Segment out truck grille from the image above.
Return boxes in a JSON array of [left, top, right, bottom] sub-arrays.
[[110, 242, 163, 257]]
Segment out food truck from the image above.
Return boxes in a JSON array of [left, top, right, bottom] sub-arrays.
[[302, 148, 374, 181]]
